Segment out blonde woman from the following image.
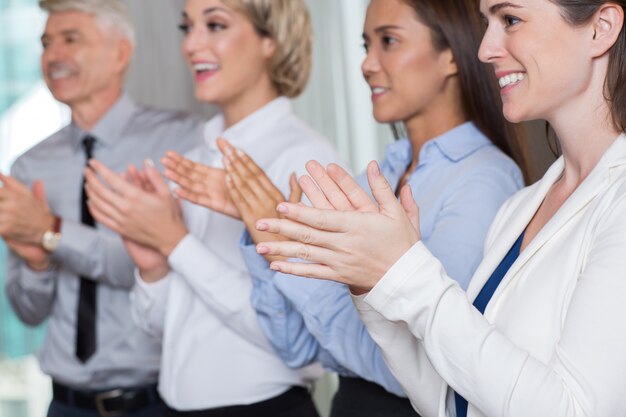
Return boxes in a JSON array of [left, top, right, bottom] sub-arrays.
[[84, 0, 340, 415]]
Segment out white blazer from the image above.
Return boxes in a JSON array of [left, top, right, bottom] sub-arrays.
[[354, 134, 626, 417]]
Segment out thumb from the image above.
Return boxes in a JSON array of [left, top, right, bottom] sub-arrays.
[[399, 184, 420, 231], [287, 172, 303, 203], [32, 180, 51, 211], [366, 161, 398, 214], [143, 159, 170, 196]]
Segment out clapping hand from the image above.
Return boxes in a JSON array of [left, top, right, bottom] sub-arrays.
[[254, 161, 421, 293]]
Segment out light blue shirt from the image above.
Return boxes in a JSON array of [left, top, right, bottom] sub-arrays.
[[241, 122, 524, 396]]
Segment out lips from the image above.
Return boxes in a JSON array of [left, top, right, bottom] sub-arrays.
[[47, 62, 78, 80], [496, 71, 526, 89]]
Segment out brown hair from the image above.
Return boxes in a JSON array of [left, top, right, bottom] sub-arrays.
[[403, 0, 528, 179], [550, 0, 626, 133], [222, 0, 312, 98]]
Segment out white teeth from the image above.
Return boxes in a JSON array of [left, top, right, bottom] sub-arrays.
[[499, 72, 525, 88], [372, 87, 386, 94], [49, 69, 74, 80], [194, 62, 220, 72]]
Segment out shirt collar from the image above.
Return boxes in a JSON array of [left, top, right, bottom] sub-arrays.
[[423, 121, 491, 162], [71, 93, 138, 150], [204, 96, 292, 151], [382, 121, 491, 172]]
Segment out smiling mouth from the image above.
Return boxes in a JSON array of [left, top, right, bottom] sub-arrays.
[[498, 72, 526, 88], [194, 62, 220, 75]]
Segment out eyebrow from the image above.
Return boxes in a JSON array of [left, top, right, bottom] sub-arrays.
[[362, 24, 403, 39], [487, 1, 523, 15], [181, 7, 230, 20], [41, 29, 80, 41]]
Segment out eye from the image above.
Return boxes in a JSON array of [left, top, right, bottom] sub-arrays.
[[178, 23, 191, 34], [503, 15, 521, 27], [207, 21, 227, 32], [64, 34, 80, 44], [382, 35, 398, 48], [362, 42, 369, 53]]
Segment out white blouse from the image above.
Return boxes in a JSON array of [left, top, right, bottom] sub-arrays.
[[131, 97, 341, 410]]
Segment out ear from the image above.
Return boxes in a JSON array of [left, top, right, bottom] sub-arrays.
[[261, 36, 277, 60], [114, 37, 133, 75], [440, 48, 458, 77], [590, 3, 624, 58]]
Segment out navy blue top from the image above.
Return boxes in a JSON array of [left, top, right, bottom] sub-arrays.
[[455, 230, 526, 417]]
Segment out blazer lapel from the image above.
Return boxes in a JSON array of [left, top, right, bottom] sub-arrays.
[[466, 159, 563, 301], [477, 135, 626, 311]]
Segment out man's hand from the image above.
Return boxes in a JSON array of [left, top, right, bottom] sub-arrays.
[[0, 174, 55, 245]]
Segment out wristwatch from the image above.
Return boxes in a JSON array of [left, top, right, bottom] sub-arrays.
[[41, 216, 62, 252]]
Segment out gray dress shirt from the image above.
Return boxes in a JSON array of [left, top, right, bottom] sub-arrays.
[[5, 94, 204, 389]]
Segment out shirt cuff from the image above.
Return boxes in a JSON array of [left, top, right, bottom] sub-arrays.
[[18, 264, 57, 292], [239, 231, 272, 282], [364, 241, 433, 312]]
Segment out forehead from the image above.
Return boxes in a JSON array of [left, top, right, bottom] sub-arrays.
[[44, 10, 102, 36]]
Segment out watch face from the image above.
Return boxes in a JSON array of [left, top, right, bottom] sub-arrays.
[[42, 230, 61, 252]]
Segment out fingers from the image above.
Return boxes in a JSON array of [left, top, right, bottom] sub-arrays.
[[326, 163, 376, 212], [399, 184, 420, 231], [0, 173, 28, 194], [298, 175, 333, 210], [142, 159, 171, 196], [306, 161, 353, 210], [288, 173, 303, 204], [255, 239, 339, 273], [267, 259, 346, 283], [256, 204, 349, 237], [31, 180, 50, 210], [88, 160, 135, 198], [223, 146, 284, 204], [366, 161, 400, 213]]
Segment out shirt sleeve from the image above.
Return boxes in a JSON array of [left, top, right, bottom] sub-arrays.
[[421, 166, 522, 290], [130, 269, 172, 338], [50, 221, 136, 289], [167, 233, 276, 353], [4, 247, 58, 326], [240, 232, 321, 367], [273, 271, 408, 397], [363, 190, 626, 417]]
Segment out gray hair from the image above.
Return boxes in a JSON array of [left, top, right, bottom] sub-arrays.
[[39, 0, 136, 47]]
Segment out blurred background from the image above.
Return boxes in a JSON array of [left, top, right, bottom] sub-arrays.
[[0, 0, 556, 416]]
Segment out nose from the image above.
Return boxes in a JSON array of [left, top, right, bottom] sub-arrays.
[[182, 24, 206, 57], [478, 24, 505, 64], [361, 47, 380, 81]]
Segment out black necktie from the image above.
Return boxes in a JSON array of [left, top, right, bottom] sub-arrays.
[[76, 135, 97, 362]]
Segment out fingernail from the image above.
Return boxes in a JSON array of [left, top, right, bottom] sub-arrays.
[[257, 245, 269, 254], [270, 263, 281, 272], [276, 204, 288, 214], [223, 157, 231, 168], [235, 148, 244, 157], [370, 162, 380, 177], [256, 222, 269, 231], [223, 146, 234, 157], [145, 159, 155, 167], [225, 174, 233, 185]]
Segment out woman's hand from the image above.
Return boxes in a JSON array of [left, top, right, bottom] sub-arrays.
[[218, 139, 302, 262], [255, 161, 421, 293], [84, 159, 188, 258], [161, 150, 239, 219]]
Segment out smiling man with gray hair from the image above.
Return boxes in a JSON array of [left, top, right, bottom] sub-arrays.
[[0, 1, 204, 416]]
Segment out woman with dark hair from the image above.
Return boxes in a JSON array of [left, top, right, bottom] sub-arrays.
[[163, 0, 524, 415], [253, 0, 626, 416]]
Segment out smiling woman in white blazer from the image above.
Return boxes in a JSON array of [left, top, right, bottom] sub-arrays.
[[247, 0, 626, 416]]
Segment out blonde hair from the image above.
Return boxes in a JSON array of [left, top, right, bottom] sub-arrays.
[[39, 0, 136, 47], [222, 0, 312, 98]]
